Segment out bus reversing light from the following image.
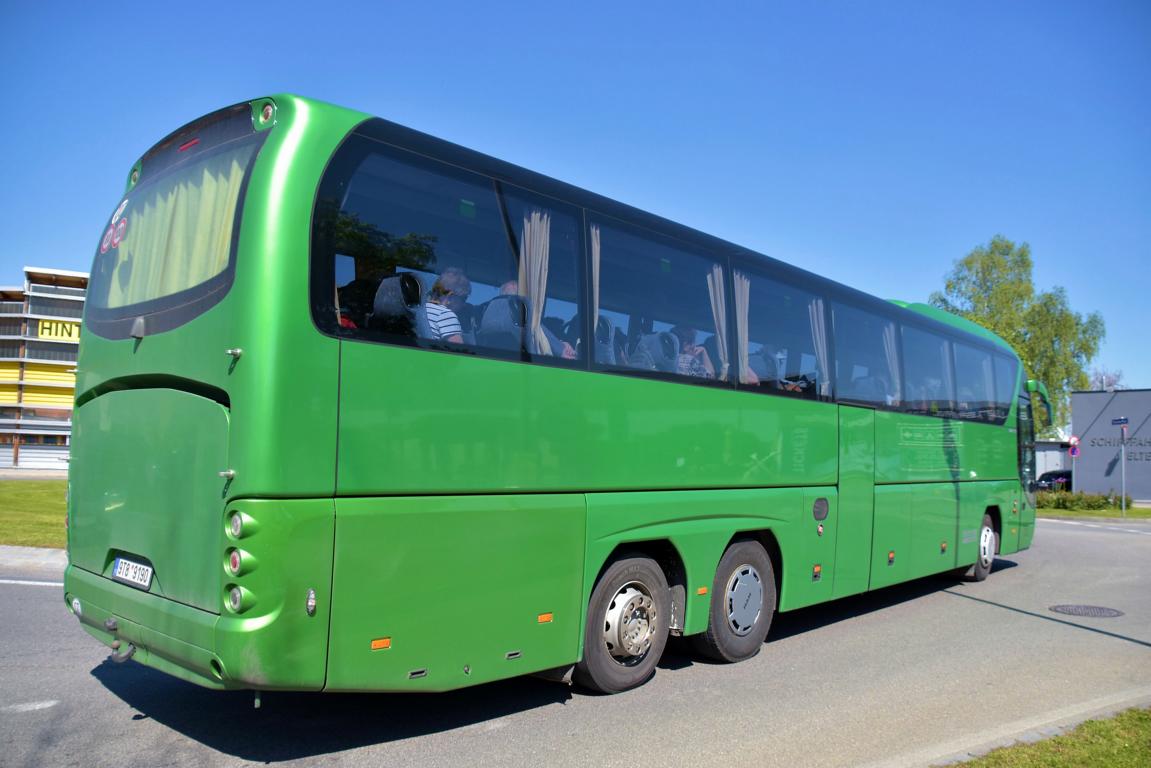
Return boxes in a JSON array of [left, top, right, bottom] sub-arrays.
[[227, 585, 253, 613]]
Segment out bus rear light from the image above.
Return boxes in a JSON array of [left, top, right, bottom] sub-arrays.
[[227, 549, 242, 576], [227, 585, 253, 613], [71, 597, 82, 617]]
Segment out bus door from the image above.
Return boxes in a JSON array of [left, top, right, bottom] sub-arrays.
[[833, 405, 875, 599]]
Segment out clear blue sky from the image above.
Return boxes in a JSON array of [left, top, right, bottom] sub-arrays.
[[2, 1, 1148, 385]]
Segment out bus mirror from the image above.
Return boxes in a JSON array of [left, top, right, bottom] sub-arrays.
[[1026, 379, 1054, 424]]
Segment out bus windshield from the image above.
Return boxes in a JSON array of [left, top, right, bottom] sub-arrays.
[[85, 104, 266, 338]]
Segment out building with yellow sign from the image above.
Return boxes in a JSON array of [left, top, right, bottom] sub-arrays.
[[1, 266, 87, 469]]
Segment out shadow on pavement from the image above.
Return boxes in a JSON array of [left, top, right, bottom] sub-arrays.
[[89, 558, 1019, 761], [91, 660, 571, 763], [769, 559, 1018, 642]]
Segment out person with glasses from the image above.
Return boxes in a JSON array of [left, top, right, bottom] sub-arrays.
[[424, 266, 472, 344]]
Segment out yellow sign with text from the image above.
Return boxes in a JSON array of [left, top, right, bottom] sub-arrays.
[[38, 320, 80, 342]]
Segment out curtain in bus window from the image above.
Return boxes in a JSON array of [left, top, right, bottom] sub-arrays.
[[106, 144, 251, 308], [809, 298, 831, 397], [707, 264, 730, 381], [518, 209, 552, 355], [734, 271, 751, 384], [590, 224, 601, 338], [882, 323, 903, 405]]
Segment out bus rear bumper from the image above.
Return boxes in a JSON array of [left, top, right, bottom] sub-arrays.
[[65, 564, 227, 689]]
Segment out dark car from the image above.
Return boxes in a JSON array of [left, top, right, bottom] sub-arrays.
[[1036, 469, 1073, 491]]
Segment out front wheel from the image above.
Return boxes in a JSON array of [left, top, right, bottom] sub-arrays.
[[693, 540, 776, 662], [574, 556, 670, 694], [970, 514, 997, 582]]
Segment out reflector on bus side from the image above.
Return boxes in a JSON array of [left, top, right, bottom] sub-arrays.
[[370, 637, 392, 651]]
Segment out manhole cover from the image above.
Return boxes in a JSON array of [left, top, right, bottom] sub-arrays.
[[1049, 604, 1125, 618]]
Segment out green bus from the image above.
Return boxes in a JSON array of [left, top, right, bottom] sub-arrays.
[[64, 95, 1050, 695]]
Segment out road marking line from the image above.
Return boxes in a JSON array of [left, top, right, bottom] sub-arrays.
[[1040, 519, 1151, 535], [2, 701, 59, 713], [0, 579, 63, 587]]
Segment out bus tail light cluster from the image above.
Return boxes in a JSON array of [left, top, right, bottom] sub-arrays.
[[225, 509, 257, 614]]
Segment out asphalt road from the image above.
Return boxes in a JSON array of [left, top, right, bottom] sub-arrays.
[[3, 518, 1150, 768]]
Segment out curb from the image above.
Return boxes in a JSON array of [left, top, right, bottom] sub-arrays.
[[0, 545, 67, 573]]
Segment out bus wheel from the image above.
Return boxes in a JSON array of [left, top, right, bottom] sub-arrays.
[[574, 556, 670, 694], [971, 514, 997, 582], [694, 540, 775, 663]]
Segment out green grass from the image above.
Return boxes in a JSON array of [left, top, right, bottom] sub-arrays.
[[0, 479, 67, 548], [1038, 506, 1151, 520], [957, 707, 1151, 767]]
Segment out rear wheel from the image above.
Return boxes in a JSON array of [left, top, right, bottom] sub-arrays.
[[574, 556, 670, 694], [693, 540, 776, 662], [970, 514, 997, 581]]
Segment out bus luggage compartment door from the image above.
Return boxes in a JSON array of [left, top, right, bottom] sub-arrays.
[[326, 494, 585, 692], [68, 388, 229, 614]]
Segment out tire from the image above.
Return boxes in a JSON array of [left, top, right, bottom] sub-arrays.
[[693, 540, 776, 663], [574, 556, 670, 694], [970, 514, 997, 582]]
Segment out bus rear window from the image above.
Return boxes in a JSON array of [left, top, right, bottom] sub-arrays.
[[85, 103, 268, 339]]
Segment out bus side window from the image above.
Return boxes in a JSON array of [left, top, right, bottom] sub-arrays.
[[590, 218, 728, 383], [735, 266, 829, 398], [832, 302, 902, 408], [902, 325, 956, 417]]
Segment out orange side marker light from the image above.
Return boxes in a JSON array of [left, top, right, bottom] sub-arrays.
[[537, 612, 554, 624], [697, 587, 708, 596], [370, 637, 392, 651]]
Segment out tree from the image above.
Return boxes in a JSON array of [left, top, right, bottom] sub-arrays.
[[930, 235, 1104, 434], [1089, 367, 1125, 391]]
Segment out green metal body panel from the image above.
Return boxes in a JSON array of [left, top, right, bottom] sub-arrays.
[[336, 342, 838, 494], [64, 93, 1038, 694], [326, 495, 585, 692], [834, 406, 874, 599], [65, 497, 335, 690]]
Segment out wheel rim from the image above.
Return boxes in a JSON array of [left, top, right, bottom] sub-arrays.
[[725, 563, 763, 637], [979, 525, 995, 569], [602, 580, 658, 666]]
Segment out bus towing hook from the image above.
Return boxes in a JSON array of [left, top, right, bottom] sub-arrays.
[[104, 617, 137, 663], [109, 642, 137, 663]]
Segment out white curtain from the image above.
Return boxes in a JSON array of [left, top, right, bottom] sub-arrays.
[[733, 271, 751, 384], [706, 264, 730, 380], [518, 209, 552, 355], [882, 322, 901, 404], [590, 224, 601, 339], [809, 299, 830, 396]]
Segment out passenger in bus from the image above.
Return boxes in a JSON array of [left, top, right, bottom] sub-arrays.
[[498, 280, 577, 359], [425, 268, 472, 343], [670, 326, 715, 379]]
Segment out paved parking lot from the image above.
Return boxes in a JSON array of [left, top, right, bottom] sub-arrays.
[[3, 518, 1150, 768]]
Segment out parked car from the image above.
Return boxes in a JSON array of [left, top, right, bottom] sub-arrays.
[[1037, 469, 1073, 491]]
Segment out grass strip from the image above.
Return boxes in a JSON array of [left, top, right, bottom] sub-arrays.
[[957, 707, 1150, 767], [1038, 506, 1151, 520], [0, 479, 67, 549]]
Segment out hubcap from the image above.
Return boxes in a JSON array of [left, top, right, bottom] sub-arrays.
[[725, 564, 763, 636], [603, 581, 657, 665], [979, 525, 995, 568]]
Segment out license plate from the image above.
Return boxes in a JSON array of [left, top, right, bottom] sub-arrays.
[[112, 557, 153, 590]]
